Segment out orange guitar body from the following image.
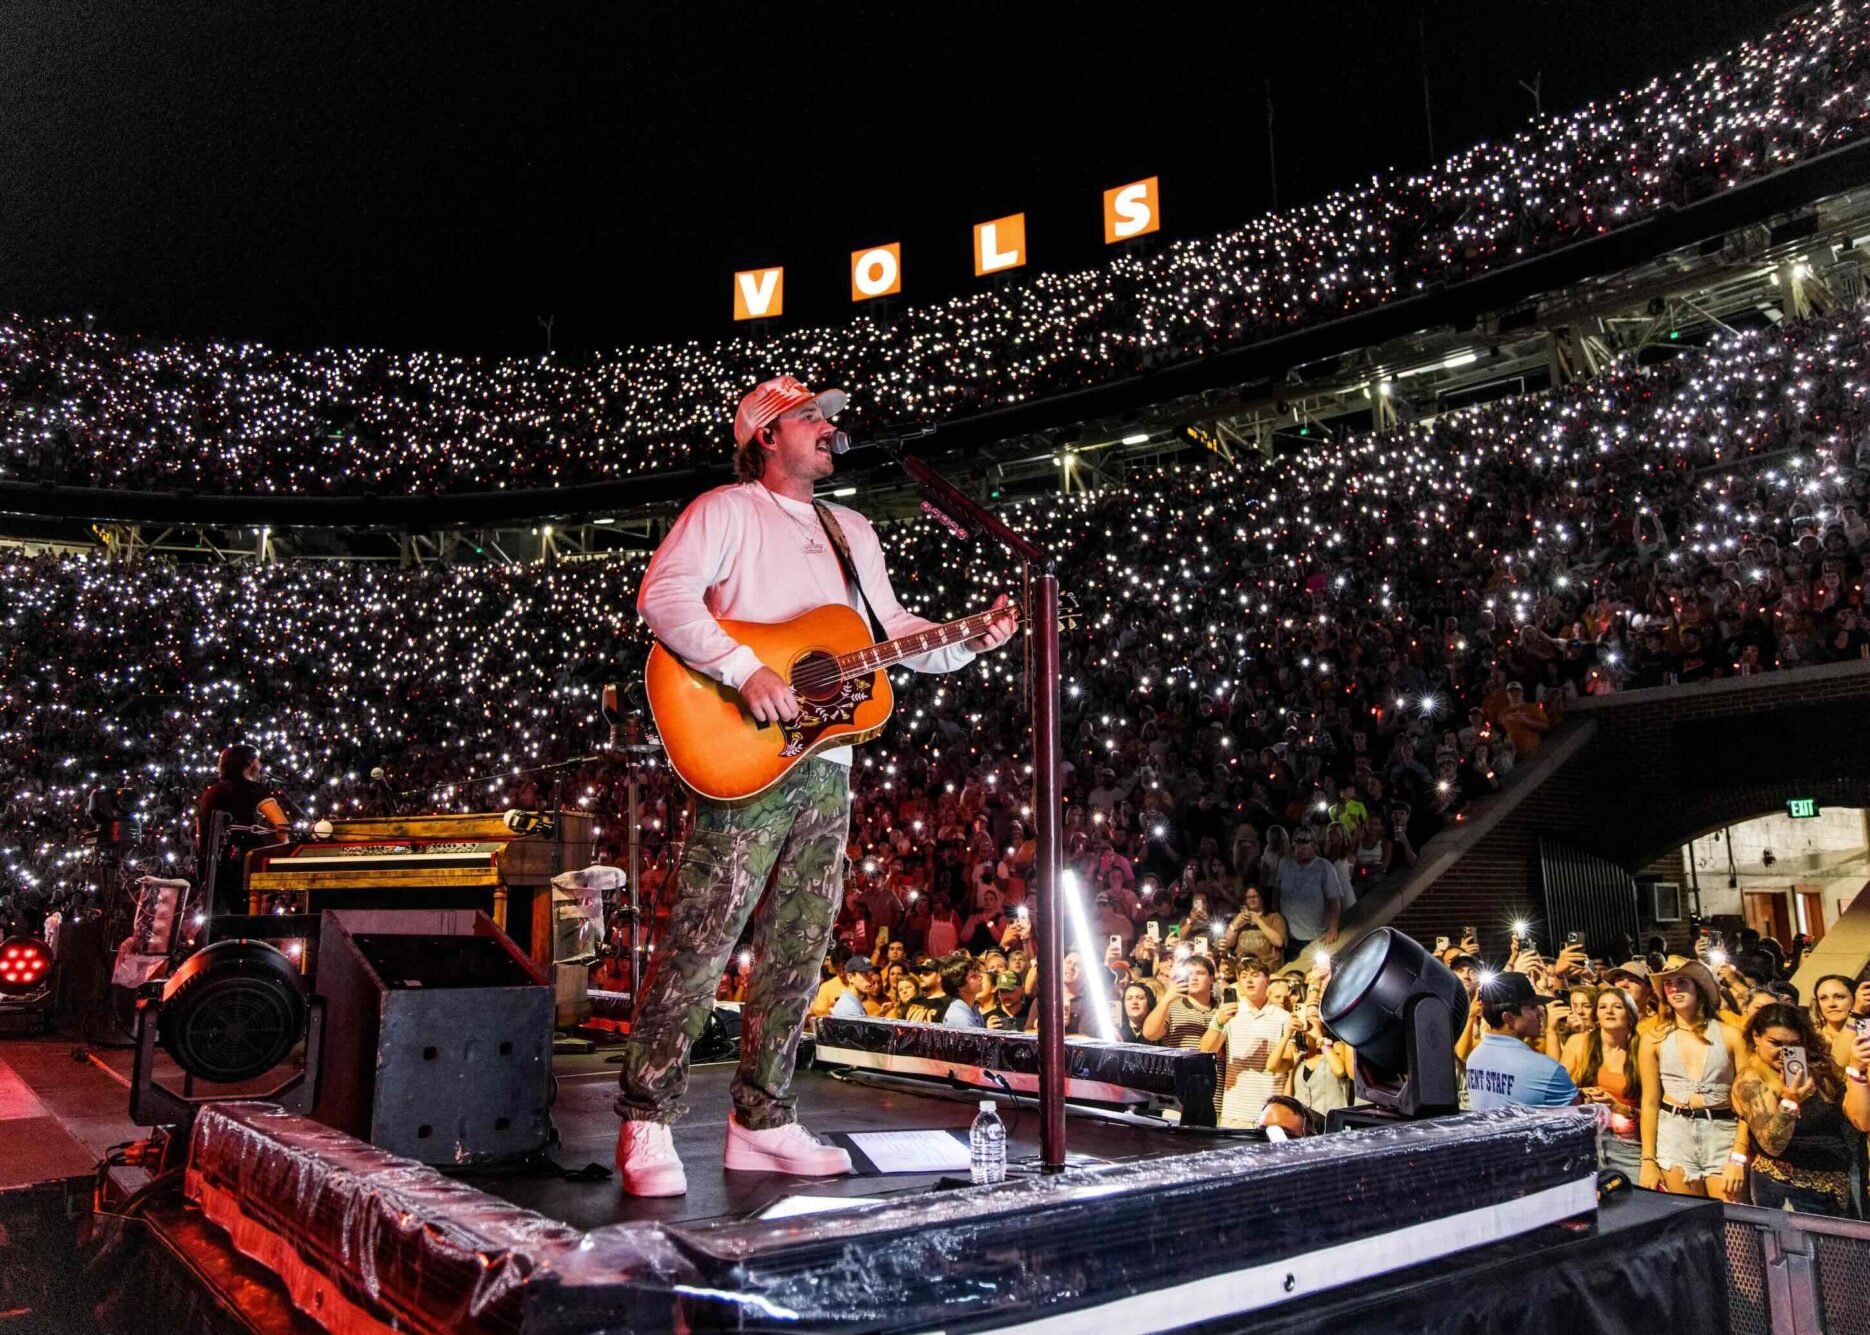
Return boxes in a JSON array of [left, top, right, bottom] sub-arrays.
[[644, 603, 894, 804]]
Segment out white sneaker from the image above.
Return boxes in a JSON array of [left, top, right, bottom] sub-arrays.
[[723, 1116, 854, 1176], [616, 1120, 687, 1197]]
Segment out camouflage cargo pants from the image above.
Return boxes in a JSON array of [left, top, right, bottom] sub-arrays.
[[615, 756, 850, 1129]]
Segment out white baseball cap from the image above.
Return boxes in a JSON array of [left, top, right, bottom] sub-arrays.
[[733, 375, 848, 448]]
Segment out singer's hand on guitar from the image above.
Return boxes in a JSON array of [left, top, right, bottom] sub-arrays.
[[740, 667, 801, 725], [967, 593, 1019, 653]]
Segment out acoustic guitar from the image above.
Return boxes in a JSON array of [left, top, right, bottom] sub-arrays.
[[645, 600, 1019, 803]]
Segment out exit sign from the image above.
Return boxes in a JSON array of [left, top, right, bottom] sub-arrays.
[[1786, 798, 1821, 819]]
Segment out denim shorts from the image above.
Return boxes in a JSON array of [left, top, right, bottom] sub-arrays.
[[1656, 1109, 1733, 1181], [1600, 1130, 1643, 1178]]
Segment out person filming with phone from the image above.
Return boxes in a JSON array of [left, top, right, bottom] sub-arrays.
[[1201, 959, 1301, 1127], [1732, 1003, 1870, 1216], [1142, 951, 1218, 1047]]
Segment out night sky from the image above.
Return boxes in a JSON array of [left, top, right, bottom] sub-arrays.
[[2, 2, 1779, 354]]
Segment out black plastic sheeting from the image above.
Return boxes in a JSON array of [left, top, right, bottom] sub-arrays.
[[1245, 1191, 1728, 1334], [186, 1100, 1601, 1333], [644, 1104, 1597, 1331], [184, 1102, 691, 1334], [813, 1013, 1219, 1123]]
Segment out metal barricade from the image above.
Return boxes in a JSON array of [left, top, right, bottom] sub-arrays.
[[1723, 1200, 1870, 1334]]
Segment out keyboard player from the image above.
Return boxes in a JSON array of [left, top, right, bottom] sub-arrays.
[[196, 743, 289, 917]]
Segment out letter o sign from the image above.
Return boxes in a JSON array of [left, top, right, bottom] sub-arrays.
[[851, 243, 902, 302]]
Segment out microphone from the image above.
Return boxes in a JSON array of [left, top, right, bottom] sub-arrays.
[[370, 766, 395, 816], [603, 681, 653, 752], [829, 429, 851, 455]]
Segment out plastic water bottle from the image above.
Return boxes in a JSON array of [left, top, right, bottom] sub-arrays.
[[970, 1099, 1006, 1185]]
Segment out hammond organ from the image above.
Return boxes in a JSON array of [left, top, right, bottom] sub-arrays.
[[244, 812, 595, 969]]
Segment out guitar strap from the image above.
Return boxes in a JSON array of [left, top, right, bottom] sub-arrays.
[[811, 500, 891, 647]]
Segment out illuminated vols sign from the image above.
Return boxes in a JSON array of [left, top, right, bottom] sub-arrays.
[[1786, 798, 1820, 819], [850, 243, 902, 302], [1104, 176, 1160, 243], [973, 213, 1027, 276], [733, 177, 1164, 317], [733, 266, 784, 322]]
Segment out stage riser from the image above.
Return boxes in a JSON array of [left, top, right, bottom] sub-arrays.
[[658, 1106, 1599, 1331], [183, 1100, 1597, 1334]]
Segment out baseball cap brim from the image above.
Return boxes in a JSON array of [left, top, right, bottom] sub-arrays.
[[1481, 976, 1559, 1007]]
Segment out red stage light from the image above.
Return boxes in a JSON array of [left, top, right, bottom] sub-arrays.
[[0, 936, 52, 996]]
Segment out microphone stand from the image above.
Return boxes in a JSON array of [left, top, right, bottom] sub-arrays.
[[619, 720, 648, 1006], [888, 449, 1068, 1173], [603, 684, 655, 1007]]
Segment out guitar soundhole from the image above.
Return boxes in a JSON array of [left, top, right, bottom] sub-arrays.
[[791, 650, 841, 703]]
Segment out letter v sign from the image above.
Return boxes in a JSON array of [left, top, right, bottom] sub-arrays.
[[734, 266, 784, 321]]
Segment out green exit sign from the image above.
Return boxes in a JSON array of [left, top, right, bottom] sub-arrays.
[[1786, 798, 1821, 819]]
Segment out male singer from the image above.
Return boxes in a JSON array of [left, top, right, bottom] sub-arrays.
[[615, 375, 1017, 1195]]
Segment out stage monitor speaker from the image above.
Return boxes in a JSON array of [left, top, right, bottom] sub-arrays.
[[312, 909, 552, 1165]]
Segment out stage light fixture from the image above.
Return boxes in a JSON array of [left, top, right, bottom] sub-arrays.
[[157, 939, 307, 1083], [0, 936, 53, 996], [1320, 927, 1465, 1118]]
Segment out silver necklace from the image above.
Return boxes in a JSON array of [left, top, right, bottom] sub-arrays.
[[762, 484, 827, 554]]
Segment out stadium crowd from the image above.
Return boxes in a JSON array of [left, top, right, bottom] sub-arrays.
[[6, 0, 1870, 1209], [4, 295, 1868, 952], [4, 2, 1870, 495], [802, 898, 1870, 1213]]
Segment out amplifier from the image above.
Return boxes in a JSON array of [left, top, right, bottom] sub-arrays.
[[312, 909, 552, 1165]]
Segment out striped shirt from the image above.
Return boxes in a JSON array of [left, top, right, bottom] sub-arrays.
[[1159, 996, 1216, 1050], [1219, 1003, 1294, 1127]]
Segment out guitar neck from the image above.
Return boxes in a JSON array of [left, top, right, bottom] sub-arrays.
[[835, 607, 1007, 678]]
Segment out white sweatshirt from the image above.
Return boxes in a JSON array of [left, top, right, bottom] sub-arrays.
[[636, 481, 979, 767]]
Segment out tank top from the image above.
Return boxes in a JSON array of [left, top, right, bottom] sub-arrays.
[[1768, 1094, 1852, 1174], [1658, 1021, 1734, 1107], [1593, 1060, 1632, 1106], [1295, 1051, 1355, 1116]]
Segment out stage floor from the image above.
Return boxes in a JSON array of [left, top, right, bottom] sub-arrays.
[[0, 1034, 148, 1196], [0, 1030, 1231, 1231], [456, 1046, 1233, 1230]]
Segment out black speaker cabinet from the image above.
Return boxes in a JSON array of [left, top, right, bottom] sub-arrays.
[[312, 909, 552, 1165]]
